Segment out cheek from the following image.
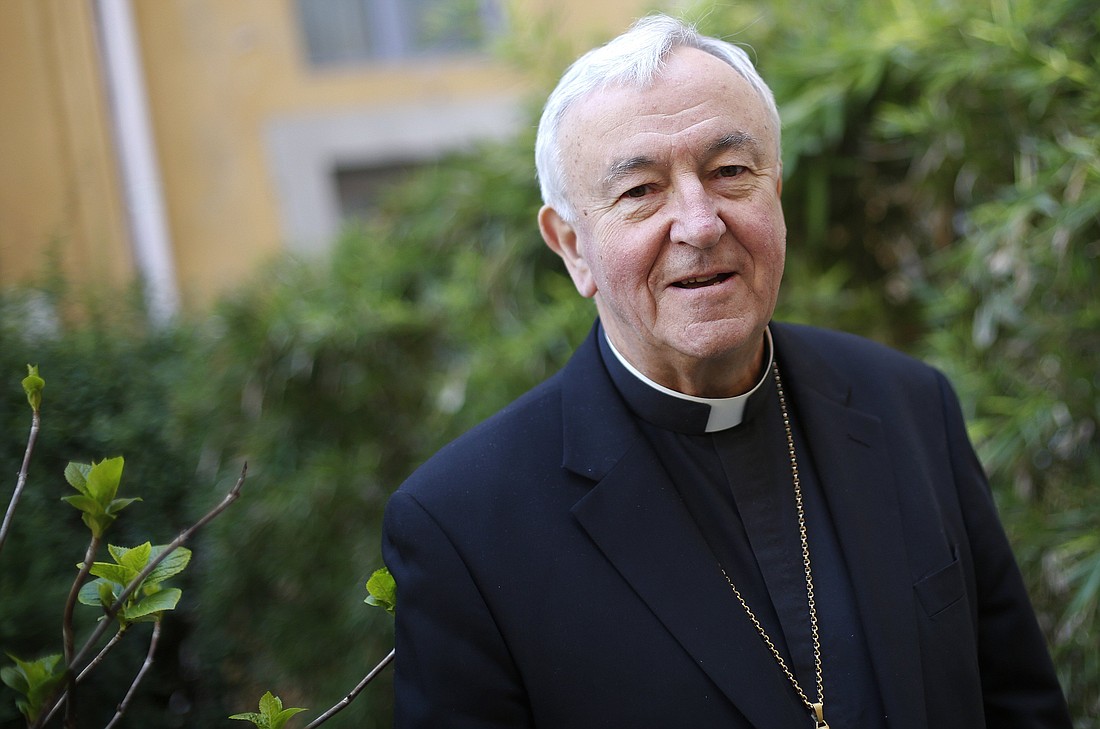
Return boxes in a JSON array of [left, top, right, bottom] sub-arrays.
[[736, 203, 787, 269], [590, 224, 659, 291]]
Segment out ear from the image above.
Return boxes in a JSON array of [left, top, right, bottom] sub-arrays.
[[775, 162, 784, 198], [538, 205, 596, 298]]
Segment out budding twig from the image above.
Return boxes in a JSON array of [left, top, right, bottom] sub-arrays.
[[69, 463, 247, 673], [33, 464, 248, 729], [0, 407, 40, 559]]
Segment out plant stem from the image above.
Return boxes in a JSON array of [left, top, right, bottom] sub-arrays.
[[38, 631, 124, 728], [302, 648, 395, 729], [103, 620, 162, 729], [78, 630, 125, 683], [0, 408, 40, 559], [62, 535, 101, 729]]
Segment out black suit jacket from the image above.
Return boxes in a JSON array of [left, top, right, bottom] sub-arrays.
[[382, 322, 1070, 728]]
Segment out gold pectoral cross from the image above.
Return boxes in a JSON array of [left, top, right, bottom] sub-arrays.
[[811, 702, 829, 729]]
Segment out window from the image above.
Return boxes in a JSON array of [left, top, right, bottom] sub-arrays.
[[334, 162, 422, 220], [296, 0, 505, 66]]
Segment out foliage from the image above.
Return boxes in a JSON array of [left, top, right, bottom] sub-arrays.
[[229, 691, 306, 729], [77, 543, 192, 627], [0, 303, 212, 727], [21, 366, 43, 414], [364, 568, 397, 616], [0, 654, 64, 725], [61, 458, 140, 540]]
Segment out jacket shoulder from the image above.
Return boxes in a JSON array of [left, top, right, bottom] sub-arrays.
[[395, 371, 568, 500], [774, 322, 941, 384]]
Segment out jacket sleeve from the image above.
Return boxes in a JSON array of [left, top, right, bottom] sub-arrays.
[[936, 372, 1072, 727], [382, 489, 534, 729]]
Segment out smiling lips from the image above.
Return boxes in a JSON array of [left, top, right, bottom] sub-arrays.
[[673, 272, 734, 289]]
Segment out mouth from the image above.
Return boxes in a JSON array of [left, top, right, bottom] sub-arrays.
[[673, 272, 734, 289]]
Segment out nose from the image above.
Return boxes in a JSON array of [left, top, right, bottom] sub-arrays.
[[669, 177, 725, 249]]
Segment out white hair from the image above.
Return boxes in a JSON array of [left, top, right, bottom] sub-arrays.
[[535, 14, 781, 223]]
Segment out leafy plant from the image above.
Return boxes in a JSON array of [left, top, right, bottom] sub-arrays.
[[230, 691, 308, 729], [61, 458, 140, 540], [365, 567, 396, 615], [0, 654, 65, 725], [77, 542, 192, 627]]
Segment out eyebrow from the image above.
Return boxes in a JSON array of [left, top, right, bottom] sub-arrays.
[[602, 155, 659, 189], [709, 131, 764, 163], [601, 131, 764, 190]]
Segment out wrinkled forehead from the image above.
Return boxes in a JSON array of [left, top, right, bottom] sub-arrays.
[[558, 51, 779, 172], [569, 50, 775, 137]]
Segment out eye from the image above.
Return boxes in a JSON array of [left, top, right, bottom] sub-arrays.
[[717, 165, 747, 178], [623, 184, 651, 199]]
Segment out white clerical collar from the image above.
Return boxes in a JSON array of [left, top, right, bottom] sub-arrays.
[[603, 328, 775, 432]]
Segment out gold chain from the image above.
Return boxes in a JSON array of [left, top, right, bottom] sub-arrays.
[[718, 362, 828, 728]]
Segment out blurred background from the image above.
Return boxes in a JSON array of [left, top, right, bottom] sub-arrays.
[[1, 0, 1097, 726]]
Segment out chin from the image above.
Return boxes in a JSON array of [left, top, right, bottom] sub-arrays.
[[672, 318, 765, 359]]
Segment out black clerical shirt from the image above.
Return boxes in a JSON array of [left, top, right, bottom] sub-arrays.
[[598, 328, 887, 728]]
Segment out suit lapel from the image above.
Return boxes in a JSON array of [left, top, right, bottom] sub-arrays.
[[559, 324, 934, 728], [772, 324, 928, 729], [559, 329, 809, 728]]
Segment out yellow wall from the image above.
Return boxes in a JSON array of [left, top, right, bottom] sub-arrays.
[[0, 0, 131, 294], [0, 0, 681, 311]]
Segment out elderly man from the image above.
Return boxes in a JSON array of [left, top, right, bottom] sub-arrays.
[[382, 14, 1070, 729]]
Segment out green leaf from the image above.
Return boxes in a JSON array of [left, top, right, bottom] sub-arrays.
[[88, 562, 132, 586], [98, 579, 118, 607], [21, 364, 44, 412], [116, 541, 152, 572], [230, 691, 307, 729], [271, 706, 308, 729], [77, 578, 119, 608], [85, 456, 125, 502], [61, 493, 102, 515], [123, 588, 182, 621], [63, 460, 132, 537], [1, 654, 66, 723], [365, 566, 397, 615], [259, 691, 283, 716], [64, 462, 91, 494], [145, 546, 192, 585], [107, 543, 132, 564], [106, 496, 142, 516]]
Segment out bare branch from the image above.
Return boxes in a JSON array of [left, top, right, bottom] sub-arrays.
[[77, 630, 125, 684], [64, 538, 101, 662], [39, 630, 125, 729], [103, 620, 162, 729], [0, 408, 40, 559], [302, 649, 395, 729], [62, 536, 101, 729]]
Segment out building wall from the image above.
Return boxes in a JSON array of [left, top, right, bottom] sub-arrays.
[[0, 0, 682, 311], [0, 0, 131, 295]]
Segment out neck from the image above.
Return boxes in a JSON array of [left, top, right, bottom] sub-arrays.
[[608, 332, 768, 398]]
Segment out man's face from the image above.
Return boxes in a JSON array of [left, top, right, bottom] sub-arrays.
[[539, 47, 786, 397]]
